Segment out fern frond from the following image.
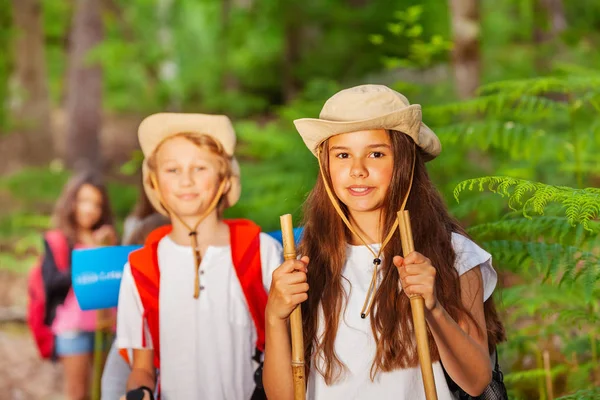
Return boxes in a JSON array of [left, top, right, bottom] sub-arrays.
[[478, 76, 600, 98], [556, 388, 600, 400], [504, 364, 569, 384], [455, 177, 600, 230], [481, 239, 598, 286], [436, 121, 569, 160], [467, 216, 598, 245], [428, 93, 569, 119]]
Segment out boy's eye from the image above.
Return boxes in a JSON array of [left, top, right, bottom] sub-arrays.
[[166, 168, 178, 173], [194, 166, 207, 171]]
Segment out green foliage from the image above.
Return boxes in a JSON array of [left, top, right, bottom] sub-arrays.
[[370, 5, 452, 69], [447, 69, 600, 396], [455, 177, 600, 230], [556, 388, 600, 400], [0, 167, 70, 207], [225, 120, 317, 230]]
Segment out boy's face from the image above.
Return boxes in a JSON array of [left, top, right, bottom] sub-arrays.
[[154, 136, 224, 218], [327, 129, 394, 218]]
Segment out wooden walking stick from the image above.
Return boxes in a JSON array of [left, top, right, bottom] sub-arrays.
[[280, 214, 306, 400], [397, 210, 438, 400]]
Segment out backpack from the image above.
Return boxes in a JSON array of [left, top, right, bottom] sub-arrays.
[[27, 230, 70, 359], [128, 219, 267, 367]]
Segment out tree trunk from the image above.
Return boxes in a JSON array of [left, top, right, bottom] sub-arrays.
[[65, 0, 103, 171], [282, 6, 301, 103], [533, 0, 567, 77], [448, 0, 481, 99], [0, 2, 12, 132], [10, 0, 52, 162], [157, 0, 181, 110]]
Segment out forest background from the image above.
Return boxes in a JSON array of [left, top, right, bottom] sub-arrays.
[[0, 0, 599, 399]]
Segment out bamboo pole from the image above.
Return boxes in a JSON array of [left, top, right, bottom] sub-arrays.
[[280, 214, 306, 400], [543, 350, 554, 400], [397, 210, 438, 400]]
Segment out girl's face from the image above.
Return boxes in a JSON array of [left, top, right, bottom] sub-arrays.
[[75, 184, 103, 230], [328, 129, 394, 217], [155, 136, 224, 218]]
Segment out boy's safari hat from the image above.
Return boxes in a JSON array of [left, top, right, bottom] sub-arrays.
[[138, 112, 241, 216], [293, 84, 441, 160]]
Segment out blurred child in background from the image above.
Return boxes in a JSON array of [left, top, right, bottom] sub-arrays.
[[42, 172, 117, 400]]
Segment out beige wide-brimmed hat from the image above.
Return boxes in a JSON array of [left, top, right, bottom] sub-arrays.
[[138, 112, 241, 216], [293, 84, 441, 160]]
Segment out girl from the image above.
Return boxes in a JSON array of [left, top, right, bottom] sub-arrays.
[[116, 113, 283, 400], [263, 85, 505, 399], [43, 172, 117, 400]]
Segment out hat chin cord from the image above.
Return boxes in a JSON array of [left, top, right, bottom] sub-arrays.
[[150, 173, 229, 299], [316, 143, 416, 318]]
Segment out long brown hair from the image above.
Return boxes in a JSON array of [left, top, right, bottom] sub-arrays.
[[299, 130, 505, 383], [52, 171, 115, 244]]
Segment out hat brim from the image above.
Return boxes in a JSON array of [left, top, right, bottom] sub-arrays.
[[142, 157, 241, 217], [138, 113, 236, 157], [293, 104, 441, 160]]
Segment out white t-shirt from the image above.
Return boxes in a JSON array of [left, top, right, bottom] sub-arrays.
[[308, 233, 498, 400], [116, 232, 283, 400]]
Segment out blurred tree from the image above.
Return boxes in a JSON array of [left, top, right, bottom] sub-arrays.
[[0, 1, 11, 132], [448, 0, 480, 98], [65, 0, 103, 171], [535, 0, 567, 40], [282, 2, 302, 102], [533, 0, 567, 72], [157, 0, 180, 110], [10, 0, 52, 161]]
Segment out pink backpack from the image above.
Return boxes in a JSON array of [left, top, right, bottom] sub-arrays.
[[27, 230, 70, 359]]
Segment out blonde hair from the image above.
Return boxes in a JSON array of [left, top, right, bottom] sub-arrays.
[[146, 132, 234, 215]]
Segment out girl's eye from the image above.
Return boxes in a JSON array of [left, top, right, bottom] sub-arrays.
[[166, 168, 178, 173], [370, 151, 384, 158], [194, 166, 207, 171], [335, 153, 350, 159]]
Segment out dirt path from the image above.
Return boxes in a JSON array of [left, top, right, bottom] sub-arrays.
[[0, 272, 63, 400]]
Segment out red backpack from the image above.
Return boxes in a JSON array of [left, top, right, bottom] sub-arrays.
[[27, 230, 70, 359], [127, 219, 267, 369]]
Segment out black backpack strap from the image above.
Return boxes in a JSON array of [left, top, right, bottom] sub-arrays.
[[252, 347, 266, 399]]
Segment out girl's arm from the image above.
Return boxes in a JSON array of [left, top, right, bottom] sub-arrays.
[[263, 256, 310, 400], [263, 318, 294, 400], [425, 266, 491, 396], [396, 254, 491, 396]]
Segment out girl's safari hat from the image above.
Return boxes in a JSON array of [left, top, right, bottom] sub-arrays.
[[138, 112, 241, 216], [293, 84, 441, 160]]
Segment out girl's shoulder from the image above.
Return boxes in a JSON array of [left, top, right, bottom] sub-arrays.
[[450, 232, 497, 300]]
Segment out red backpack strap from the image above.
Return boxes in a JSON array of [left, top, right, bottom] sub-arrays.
[[129, 225, 172, 370], [224, 219, 267, 353], [44, 230, 70, 272]]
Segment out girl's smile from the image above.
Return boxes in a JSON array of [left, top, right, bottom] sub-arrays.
[[328, 129, 393, 216]]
